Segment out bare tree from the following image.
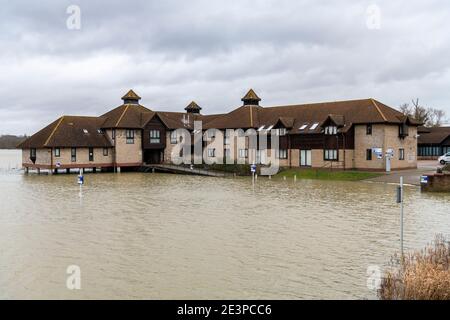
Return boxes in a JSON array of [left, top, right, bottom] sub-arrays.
[[398, 98, 447, 127]]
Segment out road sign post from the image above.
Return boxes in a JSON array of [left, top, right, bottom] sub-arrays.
[[396, 176, 404, 258]]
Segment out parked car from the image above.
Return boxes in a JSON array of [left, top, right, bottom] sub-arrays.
[[438, 152, 450, 165]]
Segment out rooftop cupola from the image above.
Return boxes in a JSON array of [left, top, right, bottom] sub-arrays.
[[185, 101, 202, 114], [241, 88, 261, 106], [121, 89, 141, 104]]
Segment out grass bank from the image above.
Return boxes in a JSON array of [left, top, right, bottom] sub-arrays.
[[379, 235, 450, 300], [275, 168, 383, 181]]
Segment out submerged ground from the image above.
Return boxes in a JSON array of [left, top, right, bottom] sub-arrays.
[[0, 150, 449, 299]]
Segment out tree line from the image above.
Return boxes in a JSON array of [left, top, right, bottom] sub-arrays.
[[0, 135, 27, 149], [399, 98, 447, 127]]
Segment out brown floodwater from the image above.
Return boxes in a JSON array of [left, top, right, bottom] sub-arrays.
[[0, 150, 449, 299]]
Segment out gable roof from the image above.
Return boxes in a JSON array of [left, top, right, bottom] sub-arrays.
[[418, 126, 450, 144], [18, 116, 112, 148]]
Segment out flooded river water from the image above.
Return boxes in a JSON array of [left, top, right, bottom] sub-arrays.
[[0, 150, 449, 299]]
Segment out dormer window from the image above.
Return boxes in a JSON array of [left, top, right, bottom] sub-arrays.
[[278, 128, 287, 136], [324, 126, 337, 135]]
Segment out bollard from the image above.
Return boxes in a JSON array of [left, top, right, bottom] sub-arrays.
[[283, 176, 286, 181], [294, 175, 297, 182]]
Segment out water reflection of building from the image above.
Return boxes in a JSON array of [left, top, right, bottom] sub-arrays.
[[18, 89, 421, 173]]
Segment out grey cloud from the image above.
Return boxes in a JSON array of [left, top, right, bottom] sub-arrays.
[[1, 0, 450, 134]]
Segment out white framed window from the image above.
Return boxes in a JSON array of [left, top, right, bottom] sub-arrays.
[[310, 123, 319, 130], [276, 149, 288, 159], [325, 126, 337, 135], [54, 147, 60, 157], [275, 128, 287, 136], [207, 129, 216, 139], [149, 130, 160, 143], [207, 148, 216, 157], [324, 149, 338, 161], [170, 131, 177, 144], [399, 148, 405, 160], [239, 149, 248, 158], [126, 129, 134, 144]]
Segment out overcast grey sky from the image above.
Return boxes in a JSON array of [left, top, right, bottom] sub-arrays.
[[1, 0, 449, 134]]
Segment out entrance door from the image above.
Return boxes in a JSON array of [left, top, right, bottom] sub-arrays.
[[144, 150, 162, 164], [300, 150, 311, 166]]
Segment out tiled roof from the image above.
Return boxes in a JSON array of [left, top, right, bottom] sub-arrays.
[[204, 98, 420, 133], [100, 104, 154, 128], [242, 89, 261, 103], [18, 116, 112, 148], [185, 101, 202, 112], [121, 89, 141, 101], [418, 126, 450, 144]]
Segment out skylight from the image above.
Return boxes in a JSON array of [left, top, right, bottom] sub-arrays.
[[83, 129, 89, 134], [265, 125, 274, 131], [299, 124, 308, 130], [257, 125, 265, 131], [310, 123, 319, 130]]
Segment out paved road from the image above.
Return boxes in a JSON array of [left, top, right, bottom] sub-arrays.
[[364, 161, 439, 186]]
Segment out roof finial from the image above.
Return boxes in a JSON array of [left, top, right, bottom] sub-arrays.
[[122, 89, 141, 104], [241, 89, 261, 106]]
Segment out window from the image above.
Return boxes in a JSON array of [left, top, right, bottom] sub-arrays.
[[170, 131, 177, 144], [112, 129, 116, 140], [224, 148, 231, 159], [54, 147, 60, 157], [89, 147, 94, 161], [239, 149, 248, 158], [399, 124, 408, 137], [299, 124, 308, 130], [224, 131, 231, 145], [399, 148, 405, 160], [278, 128, 287, 136], [30, 148, 36, 158], [103, 148, 109, 156], [310, 123, 319, 130], [71, 148, 76, 162], [325, 126, 337, 135], [366, 124, 372, 135], [149, 130, 160, 143], [324, 149, 338, 161], [126, 129, 134, 144], [206, 129, 216, 139], [276, 149, 288, 159], [207, 148, 216, 158], [366, 149, 372, 161], [257, 125, 265, 132], [83, 129, 89, 134]]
